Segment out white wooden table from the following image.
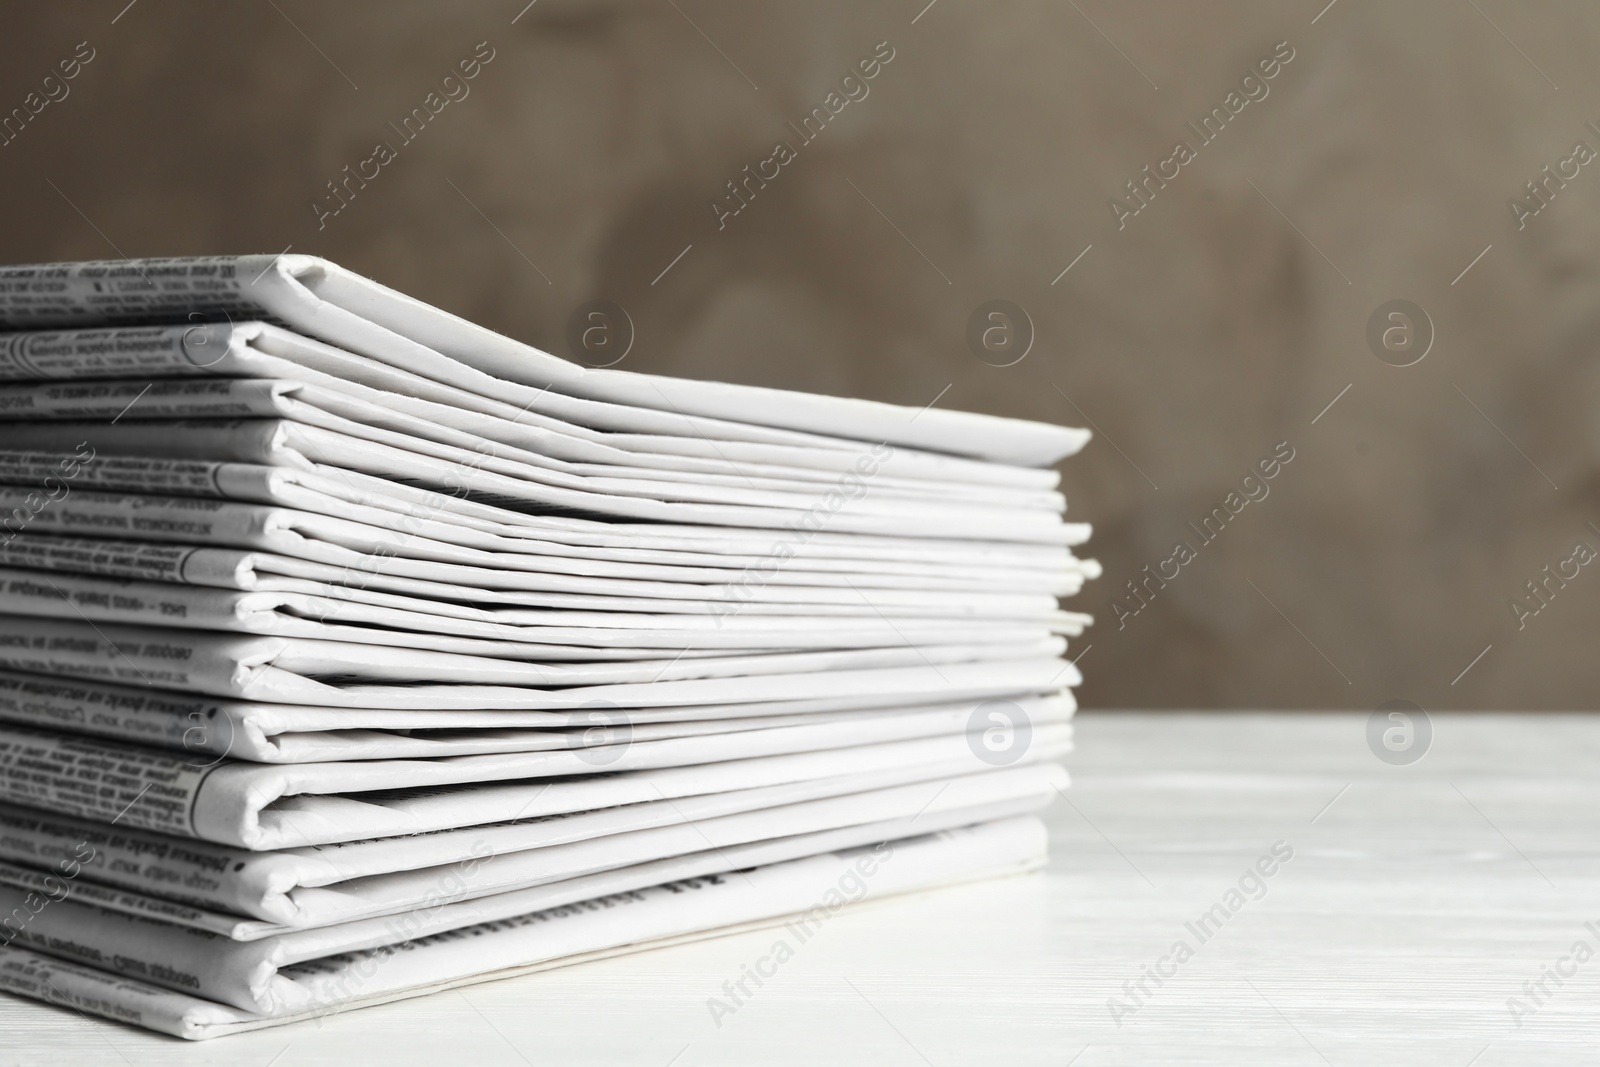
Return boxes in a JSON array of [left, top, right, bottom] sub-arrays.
[[3, 712, 1597, 1065]]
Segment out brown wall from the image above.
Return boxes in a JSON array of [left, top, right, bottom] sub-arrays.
[[2, 1, 1595, 709]]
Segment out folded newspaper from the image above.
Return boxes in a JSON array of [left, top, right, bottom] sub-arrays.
[[0, 256, 1094, 1039]]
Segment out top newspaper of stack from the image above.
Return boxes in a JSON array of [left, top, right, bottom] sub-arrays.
[[0, 256, 1087, 468]]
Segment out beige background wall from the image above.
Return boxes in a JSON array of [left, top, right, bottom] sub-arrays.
[[2, 1, 1595, 709]]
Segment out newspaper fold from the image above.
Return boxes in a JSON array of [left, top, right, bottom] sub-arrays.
[[0, 486, 1093, 593], [0, 712, 1073, 847], [0, 256, 1088, 465], [0, 448, 1091, 561], [0, 668, 1073, 763], [0, 418, 1072, 542], [0, 614, 1078, 706], [0, 815, 1047, 1038], [0, 762, 1062, 932]]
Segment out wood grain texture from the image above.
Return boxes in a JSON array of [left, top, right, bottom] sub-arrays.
[[2, 711, 1597, 1065]]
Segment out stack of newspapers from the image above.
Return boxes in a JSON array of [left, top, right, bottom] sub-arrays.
[[0, 256, 1095, 1039]]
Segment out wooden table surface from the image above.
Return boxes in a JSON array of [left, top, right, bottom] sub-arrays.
[[3, 711, 1597, 1065]]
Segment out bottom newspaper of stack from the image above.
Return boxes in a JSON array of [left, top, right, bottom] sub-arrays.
[[0, 663, 1075, 1039]]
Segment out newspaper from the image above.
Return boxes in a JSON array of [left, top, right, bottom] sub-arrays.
[[0, 478, 1095, 583], [0, 536, 1089, 622], [0, 567, 1066, 671], [0, 667, 1073, 763], [0, 532, 1083, 609], [0, 615, 1063, 706], [0, 418, 1074, 543], [0, 711, 1074, 847], [0, 322, 1066, 490], [0, 336, 1053, 494], [0, 382, 1065, 519], [0, 485, 1094, 594], [0, 256, 1088, 466], [0, 815, 1046, 1038], [0, 613, 1078, 706], [0, 795, 1045, 967], [0, 479, 1093, 629], [0, 362, 1066, 513], [0, 762, 1062, 933], [0, 759, 1063, 923], [0, 447, 1092, 562], [0, 799, 1047, 1016], [0, 533, 1087, 645]]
